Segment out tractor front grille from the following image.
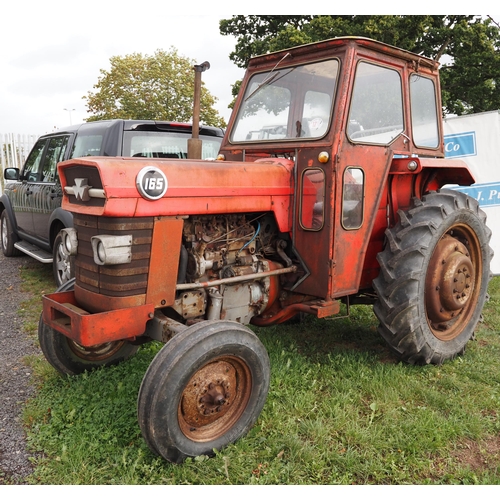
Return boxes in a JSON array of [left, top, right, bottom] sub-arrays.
[[74, 214, 154, 297]]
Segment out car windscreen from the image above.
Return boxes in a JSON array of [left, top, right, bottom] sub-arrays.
[[123, 131, 222, 160]]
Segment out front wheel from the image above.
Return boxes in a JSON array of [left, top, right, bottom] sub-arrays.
[[373, 189, 493, 365], [1, 211, 21, 257], [38, 279, 139, 375], [137, 320, 270, 462]]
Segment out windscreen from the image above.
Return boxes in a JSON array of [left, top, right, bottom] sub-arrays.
[[231, 59, 339, 142]]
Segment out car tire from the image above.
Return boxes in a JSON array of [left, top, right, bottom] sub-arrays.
[[1, 211, 21, 257], [52, 230, 75, 287]]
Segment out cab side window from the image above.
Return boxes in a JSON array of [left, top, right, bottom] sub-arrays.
[[347, 62, 404, 144], [409, 74, 439, 148]]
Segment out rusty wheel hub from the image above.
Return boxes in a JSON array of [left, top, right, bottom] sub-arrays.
[[178, 356, 251, 442], [68, 340, 126, 361], [426, 232, 478, 340]]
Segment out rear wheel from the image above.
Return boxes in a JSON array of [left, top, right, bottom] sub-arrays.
[[137, 320, 270, 462], [1, 211, 21, 257], [373, 189, 493, 365], [38, 279, 139, 375], [52, 230, 75, 287]]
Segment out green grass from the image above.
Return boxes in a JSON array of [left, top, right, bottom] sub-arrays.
[[16, 260, 500, 484]]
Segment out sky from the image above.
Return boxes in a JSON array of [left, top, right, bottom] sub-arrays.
[[1, 4, 498, 137], [0, 3, 246, 136]]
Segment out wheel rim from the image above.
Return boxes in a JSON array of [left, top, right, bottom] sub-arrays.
[[178, 355, 252, 443], [1, 216, 8, 250], [425, 225, 482, 341], [68, 339, 128, 361], [55, 241, 72, 285]]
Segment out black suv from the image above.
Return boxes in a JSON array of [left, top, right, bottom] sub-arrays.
[[1, 119, 224, 286]]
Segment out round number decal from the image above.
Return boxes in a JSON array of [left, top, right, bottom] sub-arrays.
[[136, 167, 168, 200]]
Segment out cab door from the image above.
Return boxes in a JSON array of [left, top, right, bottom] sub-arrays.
[[331, 60, 408, 296]]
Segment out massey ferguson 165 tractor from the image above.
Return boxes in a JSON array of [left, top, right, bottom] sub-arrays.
[[39, 37, 492, 462]]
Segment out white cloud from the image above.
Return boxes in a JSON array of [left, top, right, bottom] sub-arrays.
[[0, 6, 244, 135]]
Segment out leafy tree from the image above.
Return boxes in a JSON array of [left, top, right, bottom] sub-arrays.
[[84, 48, 226, 127], [220, 15, 500, 115]]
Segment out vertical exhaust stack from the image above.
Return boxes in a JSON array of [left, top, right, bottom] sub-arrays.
[[187, 61, 210, 160]]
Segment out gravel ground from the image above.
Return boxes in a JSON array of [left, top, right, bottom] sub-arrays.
[[0, 251, 39, 484]]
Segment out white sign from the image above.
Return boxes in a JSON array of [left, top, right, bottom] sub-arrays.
[[444, 110, 500, 274]]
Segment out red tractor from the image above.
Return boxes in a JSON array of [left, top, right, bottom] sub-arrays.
[[39, 37, 492, 462]]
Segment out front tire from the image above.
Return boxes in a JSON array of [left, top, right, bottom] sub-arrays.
[[373, 189, 493, 365], [137, 320, 270, 462], [38, 278, 139, 375], [1, 211, 21, 257]]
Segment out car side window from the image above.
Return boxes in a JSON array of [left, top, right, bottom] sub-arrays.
[[23, 139, 48, 182], [41, 136, 70, 182]]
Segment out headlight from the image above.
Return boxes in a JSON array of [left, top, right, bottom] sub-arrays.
[[91, 235, 132, 265], [60, 228, 78, 256]]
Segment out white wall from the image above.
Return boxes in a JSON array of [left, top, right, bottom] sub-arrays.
[[444, 110, 500, 274]]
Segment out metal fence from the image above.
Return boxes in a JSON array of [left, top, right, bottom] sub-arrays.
[[1, 133, 38, 170], [0, 133, 38, 194]]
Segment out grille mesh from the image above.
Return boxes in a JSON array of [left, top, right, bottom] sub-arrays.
[[74, 214, 153, 297]]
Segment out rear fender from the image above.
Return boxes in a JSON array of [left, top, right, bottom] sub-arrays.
[[49, 207, 74, 244], [388, 157, 475, 219]]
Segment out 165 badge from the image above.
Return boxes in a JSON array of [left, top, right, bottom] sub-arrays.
[[136, 167, 168, 200]]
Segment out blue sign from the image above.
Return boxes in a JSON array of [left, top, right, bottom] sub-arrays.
[[444, 131, 477, 158], [452, 182, 500, 208]]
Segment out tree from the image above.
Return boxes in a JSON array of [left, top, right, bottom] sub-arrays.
[[84, 48, 226, 127], [220, 15, 500, 115]]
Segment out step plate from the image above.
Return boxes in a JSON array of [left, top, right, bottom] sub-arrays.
[[14, 241, 53, 263]]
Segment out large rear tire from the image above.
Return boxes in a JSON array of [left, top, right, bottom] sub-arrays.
[[137, 320, 270, 462], [373, 189, 493, 365]]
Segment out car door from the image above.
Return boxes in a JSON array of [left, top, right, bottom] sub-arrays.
[[12, 138, 48, 236], [31, 135, 70, 242]]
